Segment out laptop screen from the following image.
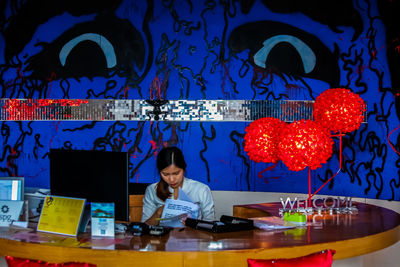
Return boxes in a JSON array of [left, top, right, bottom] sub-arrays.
[[0, 177, 24, 201]]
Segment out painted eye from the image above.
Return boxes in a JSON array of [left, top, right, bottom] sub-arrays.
[[59, 33, 117, 69], [253, 34, 316, 74], [23, 15, 145, 80], [228, 21, 340, 87]]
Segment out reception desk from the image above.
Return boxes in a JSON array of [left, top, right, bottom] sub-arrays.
[[1, 202, 399, 267]]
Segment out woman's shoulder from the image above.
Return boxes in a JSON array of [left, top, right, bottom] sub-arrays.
[[151, 181, 159, 187], [184, 178, 210, 190], [145, 182, 158, 193]]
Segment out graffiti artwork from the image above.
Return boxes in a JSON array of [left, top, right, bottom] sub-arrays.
[[0, 0, 399, 200]]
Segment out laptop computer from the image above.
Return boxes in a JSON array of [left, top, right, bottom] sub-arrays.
[[0, 200, 24, 227]]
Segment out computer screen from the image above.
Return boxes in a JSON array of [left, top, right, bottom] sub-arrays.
[[0, 177, 24, 201], [49, 149, 129, 222]]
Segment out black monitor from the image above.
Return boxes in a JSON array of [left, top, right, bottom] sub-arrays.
[[49, 149, 129, 222]]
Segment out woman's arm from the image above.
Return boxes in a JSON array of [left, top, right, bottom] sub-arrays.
[[142, 184, 164, 225], [199, 186, 215, 221], [144, 205, 164, 225]]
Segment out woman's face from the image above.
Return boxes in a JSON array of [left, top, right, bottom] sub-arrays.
[[160, 164, 184, 189]]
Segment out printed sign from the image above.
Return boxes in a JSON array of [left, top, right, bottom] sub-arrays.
[[0, 200, 24, 226], [37, 196, 85, 236]]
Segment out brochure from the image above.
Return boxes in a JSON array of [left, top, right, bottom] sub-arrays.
[[91, 202, 115, 237]]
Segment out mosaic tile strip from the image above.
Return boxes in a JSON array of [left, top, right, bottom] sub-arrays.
[[0, 99, 367, 122]]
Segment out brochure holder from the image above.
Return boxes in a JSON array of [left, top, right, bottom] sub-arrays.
[[78, 204, 91, 233]]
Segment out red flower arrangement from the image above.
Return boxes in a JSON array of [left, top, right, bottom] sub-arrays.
[[278, 120, 333, 171], [244, 117, 286, 163], [313, 88, 366, 133], [243, 89, 365, 202], [244, 88, 365, 175]]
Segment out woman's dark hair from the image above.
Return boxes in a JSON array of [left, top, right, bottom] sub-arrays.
[[156, 146, 187, 201]]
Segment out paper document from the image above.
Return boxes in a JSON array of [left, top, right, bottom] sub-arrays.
[[157, 212, 188, 222], [251, 216, 297, 231], [160, 198, 199, 228], [178, 188, 193, 202]]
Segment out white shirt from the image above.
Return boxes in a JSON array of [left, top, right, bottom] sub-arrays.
[[141, 177, 215, 222]]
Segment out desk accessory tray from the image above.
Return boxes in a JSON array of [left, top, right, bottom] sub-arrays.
[[127, 222, 172, 236], [185, 215, 254, 233]]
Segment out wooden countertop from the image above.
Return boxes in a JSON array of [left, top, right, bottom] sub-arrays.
[[1, 202, 399, 267]]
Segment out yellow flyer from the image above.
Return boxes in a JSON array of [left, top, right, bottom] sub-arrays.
[[37, 195, 85, 236]]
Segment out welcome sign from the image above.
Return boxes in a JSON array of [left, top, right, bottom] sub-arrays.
[[279, 196, 357, 214]]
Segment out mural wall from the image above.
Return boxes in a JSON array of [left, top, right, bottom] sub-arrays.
[[1, 0, 399, 200]]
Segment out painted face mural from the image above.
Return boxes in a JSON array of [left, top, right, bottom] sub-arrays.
[[0, 0, 399, 200]]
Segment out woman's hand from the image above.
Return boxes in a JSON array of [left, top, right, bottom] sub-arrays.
[[180, 213, 189, 225], [155, 205, 165, 218]]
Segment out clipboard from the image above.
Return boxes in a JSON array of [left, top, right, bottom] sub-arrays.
[[37, 195, 86, 236]]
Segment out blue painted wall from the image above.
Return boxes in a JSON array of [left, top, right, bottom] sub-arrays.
[[1, 0, 399, 200]]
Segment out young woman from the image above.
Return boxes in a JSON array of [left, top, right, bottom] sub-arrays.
[[142, 146, 215, 225]]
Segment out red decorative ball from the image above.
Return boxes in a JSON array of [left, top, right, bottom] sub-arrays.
[[313, 88, 366, 133], [244, 117, 286, 163], [278, 120, 333, 171]]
